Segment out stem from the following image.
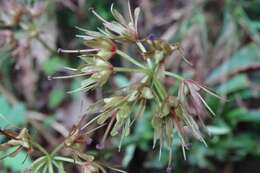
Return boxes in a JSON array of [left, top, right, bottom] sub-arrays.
[[153, 81, 164, 101], [101, 114, 116, 146], [136, 41, 146, 53], [136, 41, 153, 68], [148, 65, 167, 101], [50, 143, 64, 157], [48, 159, 54, 173], [113, 67, 145, 73], [154, 78, 167, 98], [163, 71, 184, 81], [31, 142, 49, 156], [57, 48, 99, 54], [50, 73, 87, 80], [54, 156, 84, 165], [116, 50, 145, 69]]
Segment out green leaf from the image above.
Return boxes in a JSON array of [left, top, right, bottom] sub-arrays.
[[226, 108, 260, 125], [216, 74, 249, 94], [42, 56, 67, 76], [48, 88, 65, 108], [70, 79, 81, 98], [189, 143, 212, 168], [207, 125, 230, 135], [52, 161, 67, 173], [1, 150, 32, 172], [0, 96, 26, 127], [250, 20, 260, 30], [215, 11, 238, 48], [28, 156, 47, 173], [48, 162, 54, 173], [29, 156, 47, 173], [207, 43, 260, 82]]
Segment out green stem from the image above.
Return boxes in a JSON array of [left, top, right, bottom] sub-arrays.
[[163, 71, 184, 81], [116, 50, 145, 69], [136, 41, 153, 68], [53, 156, 84, 165], [153, 81, 164, 101], [31, 142, 49, 156], [153, 78, 168, 101], [50, 143, 64, 157], [154, 78, 167, 97], [113, 67, 145, 73], [136, 41, 146, 52]]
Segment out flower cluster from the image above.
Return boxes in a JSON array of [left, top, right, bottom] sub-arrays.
[[0, 123, 124, 173], [0, 128, 33, 160], [91, 1, 140, 42], [54, 1, 223, 172], [54, 55, 114, 93]]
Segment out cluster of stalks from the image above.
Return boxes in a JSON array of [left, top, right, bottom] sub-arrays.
[[0, 1, 222, 173]]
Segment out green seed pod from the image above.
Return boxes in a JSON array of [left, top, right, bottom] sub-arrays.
[[111, 119, 124, 136], [97, 50, 114, 60], [128, 90, 139, 102], [141, 87, 154, 99], [162, 104, 170, 117], [117, 103, 130, 119], [154, 51, 164, 64]]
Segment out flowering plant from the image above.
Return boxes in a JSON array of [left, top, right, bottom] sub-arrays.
[[0, 1, 223, 172], [53, 1, 223, 172]]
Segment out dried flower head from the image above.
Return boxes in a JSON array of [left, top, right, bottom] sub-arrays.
[[65, 116, 105, 147], [141, 39, 178, 61], [0, 128, 33, 160], [85, 37, 117, 60], [91, 1, 140, 42], [74, 32, 117, 60], [53, 56, 113, 93]]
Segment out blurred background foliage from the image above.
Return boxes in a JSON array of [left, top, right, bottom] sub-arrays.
[[0, 0, 260, 172]]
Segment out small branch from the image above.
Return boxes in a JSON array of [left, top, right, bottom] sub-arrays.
[[136, 41, 153, 68], [113, 67, 145, 73], [57, 48, 99, 54], [163, 71, 184, 81], [31, 142, 49, 156], [155, 78, 167, 97], [50, 143, 64, 157], [116, 50, 145, 69], [54, 156, 84, 165], [136, 41, 146, 53]]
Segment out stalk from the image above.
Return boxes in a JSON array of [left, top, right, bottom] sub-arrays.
[[54, 156, 84, 165], [50, 143, 64, 157], [31, 142, 49, 156], [57, 48, 99, 54], [154, 78, 167, 98], [116, 50, 145, 69], [136, 41, 153, 68], [113, 67, 145, 73], [163, 71, 184, 81]]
